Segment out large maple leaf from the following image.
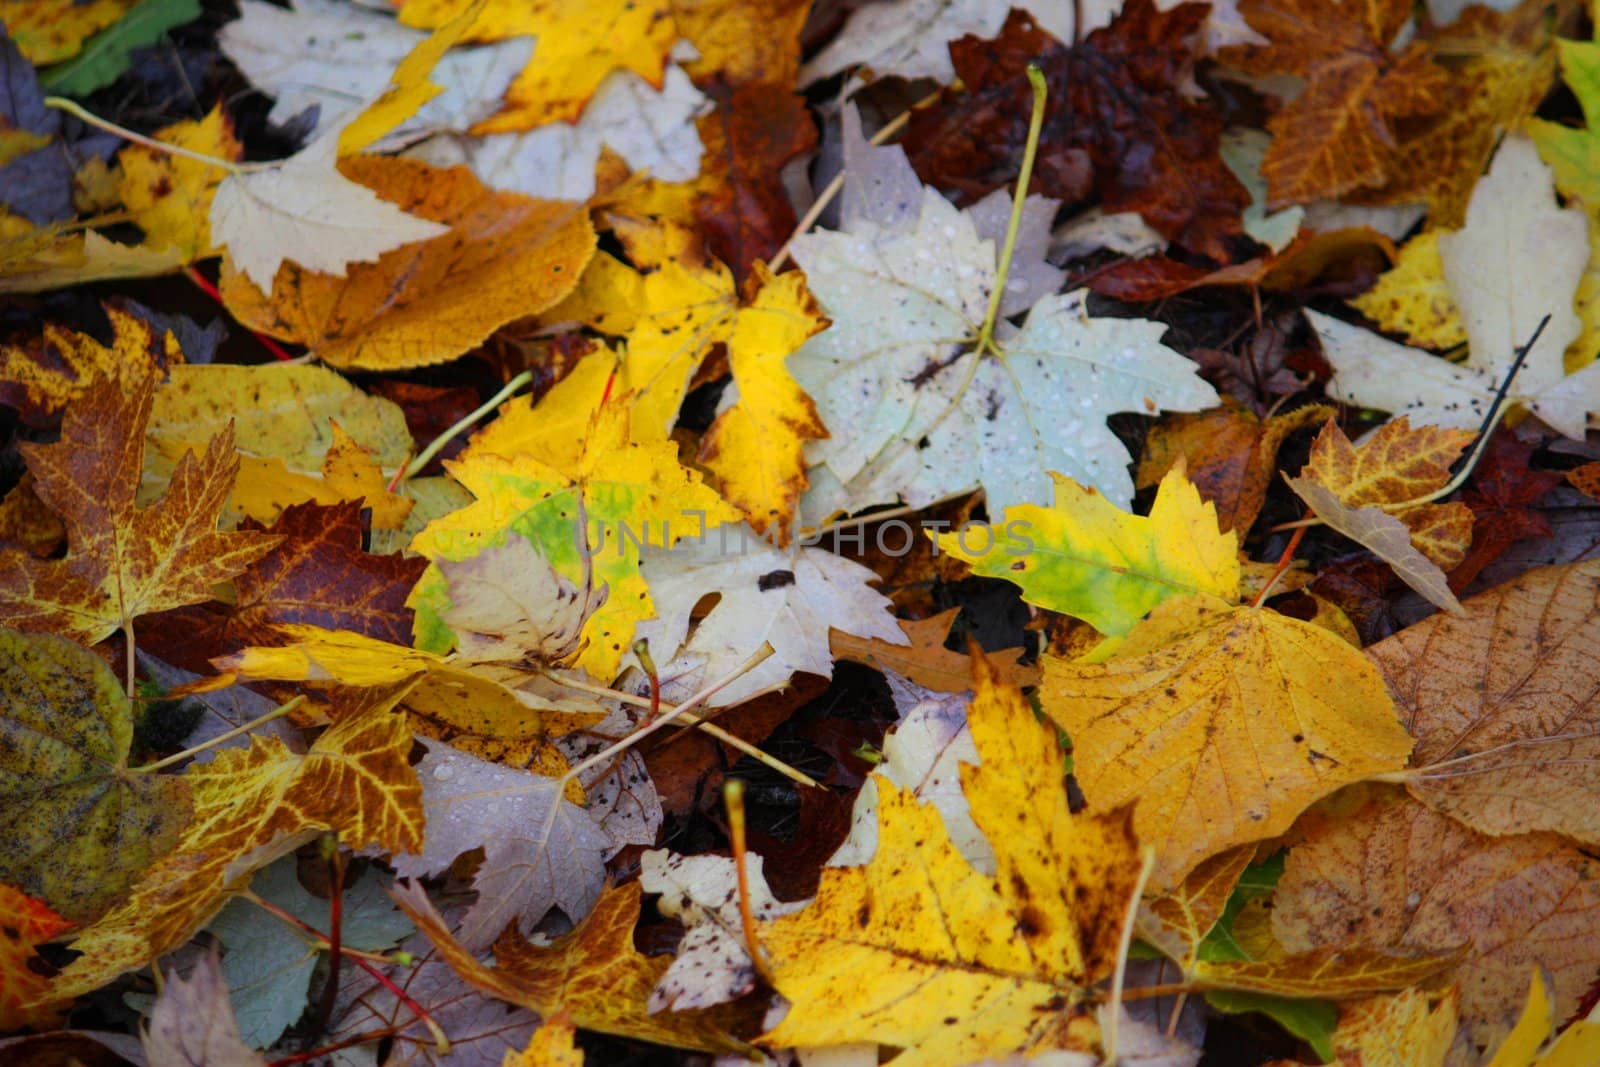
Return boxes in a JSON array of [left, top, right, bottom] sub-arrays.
[[790, 154, 1216, 515], [759, 655, 1143, 1064], [0, 374, 279, 645], [902, 3, 1250, 260]]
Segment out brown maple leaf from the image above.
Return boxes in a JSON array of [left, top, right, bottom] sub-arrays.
[[140, 500, 428, 674], [902, 2, 1250, 260], [1223, 0, 1452, 207], [0, 374, 279, 644]]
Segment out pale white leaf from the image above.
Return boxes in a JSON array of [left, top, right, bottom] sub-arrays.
[[1221, 130, 1302, 253], [1320, 136, 1600, 439], [219, 0, 531, 142], [437, 534, 606, 665], [390, 741, 610, 952], [210, 134, 450, 291], [640, 850, 804, 1012], [406, 64, 707, 202], [631, 526, 906, 707], [791, 180, 1215, 516], [829, 677, 990, 872], [1052, 208, 1167, 260], [142, 952, 265, 1067]]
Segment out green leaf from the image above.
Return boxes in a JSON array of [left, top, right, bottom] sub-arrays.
[[207, 857, 413, 1048], [39, 0, 203, 96], [936, 466, 1239, 637], [1198, 852, 1284, 964], [1530, 40, 1600, 212], [1204, 989, 1337, 1063], [0, 626, 191, 921]]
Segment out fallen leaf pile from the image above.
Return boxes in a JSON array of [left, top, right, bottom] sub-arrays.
[[3, 0, 1600, 1065]]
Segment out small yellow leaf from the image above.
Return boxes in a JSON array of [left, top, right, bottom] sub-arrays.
[[1351, 230, 1467, 351], [116, 105, 241, 260]]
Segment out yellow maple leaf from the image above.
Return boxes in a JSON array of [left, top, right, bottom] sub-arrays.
[[1350, 231, 1468, 351], [216, 623, 603, 777], [698, 264, 828, 541], [218, 157, 595, 370], [396, 0, 675, 131], [33, 684, 424, 1004], [394, 879, 748, 1053], [0, 305, 178, 418], [116, 105, 241, 260], [938, 465, 1241, 639], [410, 399, 737, 678], [1041, 594, 1413, 891], [504, 1012, 584, 1067], [759, 655, 1143, 1065]]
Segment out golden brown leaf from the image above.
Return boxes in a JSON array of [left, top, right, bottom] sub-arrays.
[[392, 880, 747, 1054], [1369, 560, 1600, 845], [35, 685, 423, 1003], [0, 306, 178, 420], [1328, 987, 1460, 1067], [0, 374, 279, 645], [1041, 594, 1413, 890], [1137, 400, 1331, 534], [829, 609, 1040, 694], [1272, 789, 1600, 1045], [219, 157, 595, 370]]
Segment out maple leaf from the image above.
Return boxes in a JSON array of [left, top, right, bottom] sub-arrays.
[[760, 655, 1143, 1064], [0, 304, 178, 421], [0, 374, 279, 645], [217, 422, 413, 529], [1272, 788, 1600, 1045], [390, 740, 611, 951], [697, 265, 828, 538], [329, 934, 540, 1066], [0, 627, 192, 922], [141, 952, 265, 1067], [138, 501, 426, 676], [1450, 432, 1565, 590], [116, 104, 240, 261], [791, 145, 1216, 516], [393, 879, 749, 1053], [396, 0, 675, 131], [0, 883, 71, 1030], [1349, 230, 1469, 351], [1222, 0, 1450, 206], [409, 398, 738, 679], [901, 4, 1250, 259], [1041, 593, 1414, 890], [219, 0, 531, 148], [631, 524, 905, 706], [1137, 399, 1332, 534], [219, 157, 595, 369], [35, 683, 424, 1004], [505, 1013, 583, 1067], [1316, 137, 1600, 440], [829, 608, 1039, 694], [217, 624, 604, 775], [1285, 417, 1476, 613], [1367, 559, 1600, 846], [936, 465, 1241, 639]]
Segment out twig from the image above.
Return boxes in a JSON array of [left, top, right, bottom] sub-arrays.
[[400, 370, 532, 482], [185, 267, 297, 362], [724, 778, 776, 987], [44, 96, 251, 173], [130, 697, 304, 773]]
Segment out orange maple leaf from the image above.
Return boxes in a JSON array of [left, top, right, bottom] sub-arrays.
[[0, 883, 71, 1031], [0, 373, 279, 644]]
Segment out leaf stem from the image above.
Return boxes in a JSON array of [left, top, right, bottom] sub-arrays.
[[241, 888, 450, 1055], [973, 63, 1048, 359], [548, 669, 820, 787], [724, 778, 776, 987], [43, 96, 248, 174], [1104, 846, 1157, 1062], [310, 833, 345, 1044], [1251, 521, 1308, 608], [558, 644, 775, 789], [400, 370, 532, 482], [184, 267, 297, 362], [130, 697, 304, 773]]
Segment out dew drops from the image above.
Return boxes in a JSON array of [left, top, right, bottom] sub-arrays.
[[431, 762, 456, 783]]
